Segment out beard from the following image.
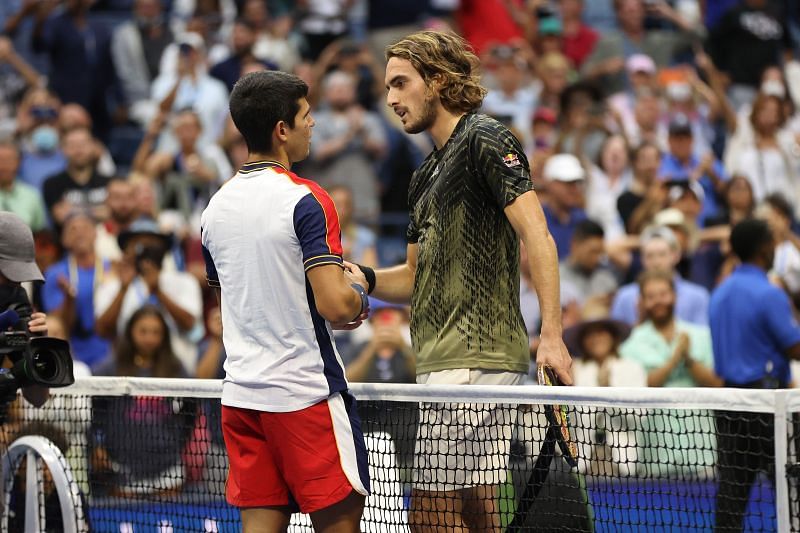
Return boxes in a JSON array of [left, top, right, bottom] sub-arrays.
[[647, 303, 675, 327], [404, 91, 438, 134]]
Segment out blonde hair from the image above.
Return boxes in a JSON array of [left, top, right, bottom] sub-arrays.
[[386, 31, 487, 114]]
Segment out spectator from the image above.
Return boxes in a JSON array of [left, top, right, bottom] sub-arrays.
[[566, 311, 640, 387], [611, 226, 710, 326], [454, 0, 524, 57], [94, 217, 203, 373], [241, 0, 300, 72], [619, 270, 720, 387], [57, 103, 116, 178], [709, 0, 794, 110], [627, 87, 666, 151], [0, 35, 43, 138], [565, 309, 642, 477], [41, 127, 110, 228], [308, 39, 384, 111], [659, 113, 728, 225], [758, 193, 800, 299], [196, 305, 225, 379], [297, 0, 353, 60], [587, 134, 630, 239], [29, 0, 118, 140], [541, 153, 588, 259], [17, 88, 67, 192], [556, 81, 609, 162], [558, 0, 599, 68], [111, 0, 173, 126], [306, 70, 387, 222], [142, 109, 232, 224], [328, 184, 378, 266], [705, 175, 755, 228], [559, 219, 619, 308], [582, 0, 706, 95], [724, 93, 800, 209], [151, 32, 229, 148], [91, 305, 195, 497], [482, 45, 538, 147], [343, 300, 415, 384], [0, 140, 46, 231], [209, 18, 276, 92], [710, 218, 800, 530], [95, 178, 139, 263], [41, 211, 111, 370], [533, 52, 571, 116], [617, 142, 663, 234], [607, 54, 659, 137]]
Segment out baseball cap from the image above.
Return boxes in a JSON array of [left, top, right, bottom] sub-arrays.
[[0, 212, 43, 283], [668, 113, 693, 136], [666, 179, 705, 204], [543, 154, 585, 182], [118, 217, 173, 251], [626, 54, 656, 75]]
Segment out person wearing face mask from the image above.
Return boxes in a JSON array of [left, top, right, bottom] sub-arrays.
[[17, 88, 67, 193], [111, 0, 173, 127]]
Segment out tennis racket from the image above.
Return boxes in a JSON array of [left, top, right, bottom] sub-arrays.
[[507, 364, 578, 531]]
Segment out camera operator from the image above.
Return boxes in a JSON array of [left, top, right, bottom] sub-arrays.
[[0, 213, 49, 408]]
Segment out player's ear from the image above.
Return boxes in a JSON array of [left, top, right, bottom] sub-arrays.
[[274, 120, 289, 143]]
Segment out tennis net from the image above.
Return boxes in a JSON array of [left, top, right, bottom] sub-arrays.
[[3, 377, 800, 532]]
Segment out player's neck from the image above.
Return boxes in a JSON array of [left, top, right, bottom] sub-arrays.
[[429, 109, 465, 150], [246, 151, 291, 171]]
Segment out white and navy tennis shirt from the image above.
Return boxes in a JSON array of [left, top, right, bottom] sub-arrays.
[[200, 160, 349, 413]]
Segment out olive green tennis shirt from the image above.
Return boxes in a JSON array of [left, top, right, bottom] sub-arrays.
[[407, 113, 533, 375]]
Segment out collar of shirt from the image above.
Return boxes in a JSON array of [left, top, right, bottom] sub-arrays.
[[733, 263, 767, 279]]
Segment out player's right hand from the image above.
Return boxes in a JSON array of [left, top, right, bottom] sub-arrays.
[[536, 332, 573, 385]]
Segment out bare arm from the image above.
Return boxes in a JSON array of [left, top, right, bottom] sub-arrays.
[[196, 337, 224, 379], [345, 343, 378, 382], [686, 357, 723, 387], [505, 190, 573, 384], [369, 244, 418, 304]]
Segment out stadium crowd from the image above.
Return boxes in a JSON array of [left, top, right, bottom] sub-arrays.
[[1, 0, 800, 495]]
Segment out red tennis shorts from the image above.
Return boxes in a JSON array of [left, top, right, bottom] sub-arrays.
[[221, 391, 370, 513]]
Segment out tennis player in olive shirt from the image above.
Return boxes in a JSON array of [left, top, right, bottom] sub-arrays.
[[347, 31, 572, 532]]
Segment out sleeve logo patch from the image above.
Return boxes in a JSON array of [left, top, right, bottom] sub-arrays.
[[503, 153, 521, 168]]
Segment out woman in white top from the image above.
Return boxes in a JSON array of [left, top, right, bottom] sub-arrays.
[[564, 314, 645, 476], [724, 93, 800, 211]]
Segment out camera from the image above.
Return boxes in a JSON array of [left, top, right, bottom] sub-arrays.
[[134, 243, 166, 273], [0, 304, 74, 395]]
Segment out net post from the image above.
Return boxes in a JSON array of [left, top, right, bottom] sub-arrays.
[[775, 389, 790, 533]]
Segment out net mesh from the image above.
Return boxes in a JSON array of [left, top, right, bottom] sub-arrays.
[[1, 379, 798, 532]]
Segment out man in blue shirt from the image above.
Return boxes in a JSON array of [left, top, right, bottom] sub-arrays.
[[709, 219, 800, 531], [541, 154, 588, 260], [41, 210, 110, 369], [658, 113, 727, 226]]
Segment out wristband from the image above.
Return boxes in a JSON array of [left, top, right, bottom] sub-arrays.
[[356, 264, 376, 294], [351, 283, 369, 320]]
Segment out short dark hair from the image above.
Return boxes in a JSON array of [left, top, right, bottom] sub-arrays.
[[229, 71, 308, 154], [572, 219, 605, 242], [730, 218, 773, 263], [764, 193, 794, 221]]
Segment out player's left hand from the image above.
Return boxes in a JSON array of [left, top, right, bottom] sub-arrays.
[[536, 332, 573, 385]]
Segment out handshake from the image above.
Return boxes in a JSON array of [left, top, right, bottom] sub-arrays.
[[335, 262, 372, 331]]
